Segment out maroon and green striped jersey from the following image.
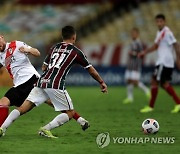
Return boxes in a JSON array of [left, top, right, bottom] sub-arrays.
[[37, 42, 91, 90]]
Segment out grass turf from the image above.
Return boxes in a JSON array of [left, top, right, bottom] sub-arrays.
[[0, 86, 180, 154]]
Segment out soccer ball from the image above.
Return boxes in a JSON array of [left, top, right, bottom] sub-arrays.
[[142, 118, 159, 134]]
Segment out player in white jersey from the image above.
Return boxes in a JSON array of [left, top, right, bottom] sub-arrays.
[[0, 36, 40, 126], [139, 14, 180, 113]]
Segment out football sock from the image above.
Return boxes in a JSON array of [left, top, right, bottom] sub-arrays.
[[1, 109, 20, 131], [73, 112, 80, 121], [43, 113, 69, 131], [149, 86, 158, 108], [77, 117, 86, 126], [0, 105, 9, 127], [127, 84, 134, 100], [138, 82, 149, 94], [164, 84, 180, 104]]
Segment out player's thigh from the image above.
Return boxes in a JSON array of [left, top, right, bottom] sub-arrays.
[[131, 71, 141, 81], [3, 87, 19, 106], [44, 88, 74, 111], [27, 87, 49, 106], [160, 67, 173, 85]]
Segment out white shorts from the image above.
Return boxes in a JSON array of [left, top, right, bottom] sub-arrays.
[[27, 87, 74, 111], [125, 70, 141, 81]]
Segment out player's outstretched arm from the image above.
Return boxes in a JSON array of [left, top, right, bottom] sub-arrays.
[[87, 66, 108, 93], [138, 43, 158, 58], [19, 47, 41, 57]]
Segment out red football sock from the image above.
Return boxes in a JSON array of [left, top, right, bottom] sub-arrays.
[[164, 84, 180, 104], [73, 112, 81, 121], [0, 105, 9, 126], [149, 86, 158, 108]]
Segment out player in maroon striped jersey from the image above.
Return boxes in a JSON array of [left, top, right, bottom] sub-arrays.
[[0, 26, 108, 138]]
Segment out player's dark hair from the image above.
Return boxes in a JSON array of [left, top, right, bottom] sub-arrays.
[[132, 27, 139, 33], [62, 26, 76, 40], [155, 14, 166, 20]]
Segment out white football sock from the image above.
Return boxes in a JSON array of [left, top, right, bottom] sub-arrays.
[[43, 113, 69, 130], [1, 109, 20, 132], [127, 84, 134, 100], [77, 117, 86, 126], [138, 82, 149, 94]]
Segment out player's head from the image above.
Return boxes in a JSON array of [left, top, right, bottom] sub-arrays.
[[155, 14, 166, 30], [0, 35, 6, 52], [131, 27, 139, 40], [62, 26, 76, 44]]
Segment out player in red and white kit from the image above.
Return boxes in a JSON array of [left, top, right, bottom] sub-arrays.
[[139, 14, 180, 113], [0, 36, 89, 131], [0, 36, 40, 125], [0, 26, 107, 138]]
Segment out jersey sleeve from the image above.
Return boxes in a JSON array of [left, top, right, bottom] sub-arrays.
[[166, 32, 177, 45], [18, 41, 32, 49], [75, 48, 92, 69]]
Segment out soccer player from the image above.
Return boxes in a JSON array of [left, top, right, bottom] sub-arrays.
[[0, 26, 108, 138], [123, 28, 150, 104], [0, 36, 40, 125], [0, 35, 89, 130], [139, 14, 180, 113]]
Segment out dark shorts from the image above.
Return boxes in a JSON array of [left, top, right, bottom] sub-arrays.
[[153, 65, 173, 84], [4, 75, 39, 107]]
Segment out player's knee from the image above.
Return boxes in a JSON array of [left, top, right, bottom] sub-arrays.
[[65, 110, 75, 119], [0, 97, 10, 106], [160, 81, 169, 89], [151, 78, 158, 86]]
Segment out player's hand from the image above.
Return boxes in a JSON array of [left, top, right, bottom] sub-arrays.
[[129, 51, 137, 56], [100, 82, 108, 93], [19, 47, 30, 54], [138, 51, 146, 58]]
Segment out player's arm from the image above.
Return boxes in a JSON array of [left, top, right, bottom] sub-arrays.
[[76, 48, 107, 93], [87, 66, 108, 93], [42, 55, 50, 72], [138, 44, 158, 57], [19, 47, 40, 57], [41, 45, 55, 72]]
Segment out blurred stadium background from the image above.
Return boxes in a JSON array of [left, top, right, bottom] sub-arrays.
[[0, 0, 180, 87]]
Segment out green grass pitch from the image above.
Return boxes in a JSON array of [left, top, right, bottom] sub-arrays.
[[0, 86, 180, 153]]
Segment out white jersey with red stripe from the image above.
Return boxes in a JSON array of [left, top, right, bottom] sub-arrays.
[[154, 26, 177, 68], [0, 41, 40, 87]]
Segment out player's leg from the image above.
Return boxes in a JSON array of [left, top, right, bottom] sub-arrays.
[[140, 77, 159, 113], [39, 89, 75, 138], [45, 99, 89, 130], [0, 75, 38, 127], [137, 80, 150, 99], [123, 70, 134, 104], [0, 100, 36, 136], [158, 66, 180, 113], [0, 97, 10, 126], [0, 87, 49, 137], [140, 65, 162, 113], [0, 87, 18, 126]]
